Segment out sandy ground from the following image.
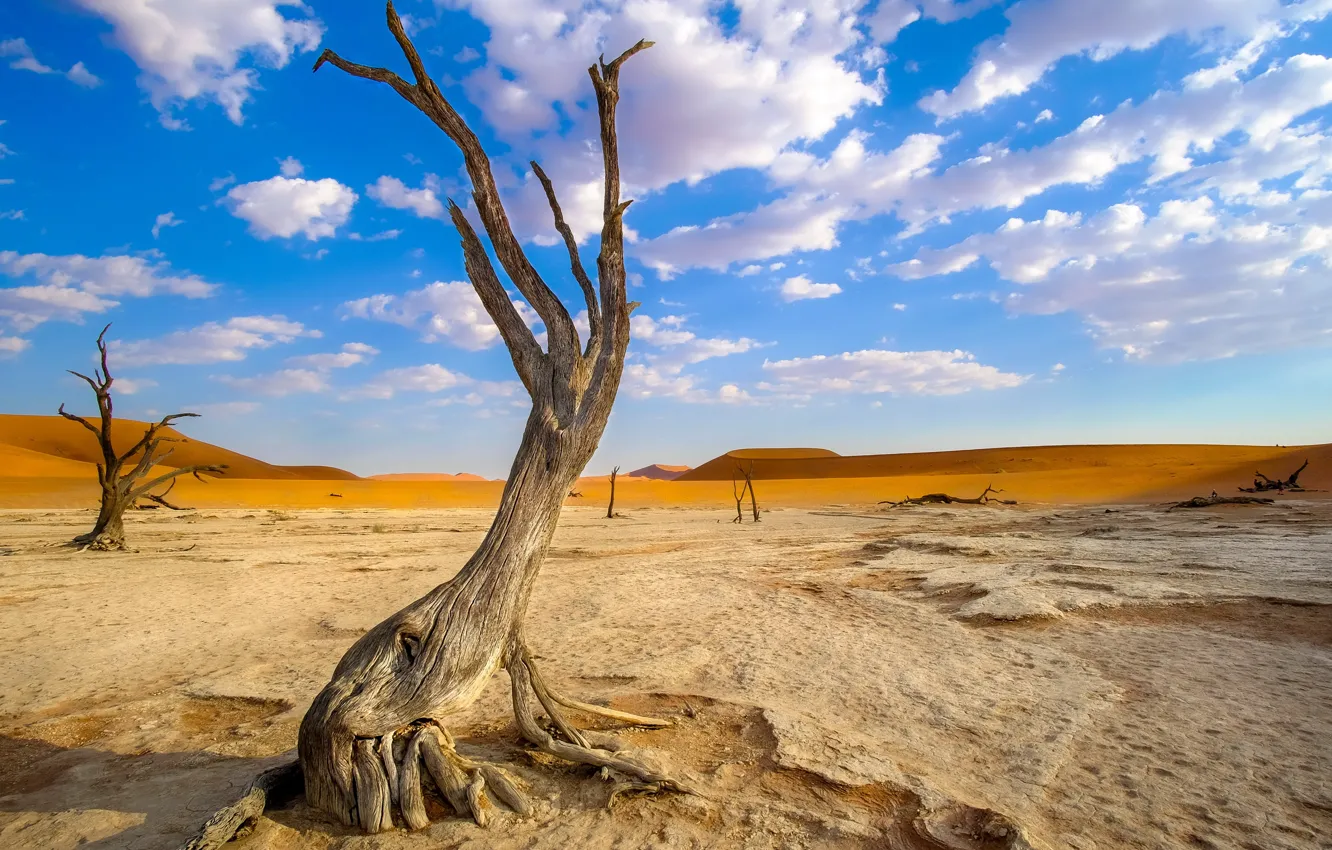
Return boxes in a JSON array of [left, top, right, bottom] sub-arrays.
[[1, 502, 1330, 850]]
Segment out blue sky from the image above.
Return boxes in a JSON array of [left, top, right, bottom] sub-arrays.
[[2, 0, 1330, 478]]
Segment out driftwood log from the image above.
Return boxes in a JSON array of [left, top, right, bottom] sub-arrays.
[[879, 485, 1016, 508], [58, 324, 224, 550], [185, 4, 682, 846], [1169, 494, 1276, 510]]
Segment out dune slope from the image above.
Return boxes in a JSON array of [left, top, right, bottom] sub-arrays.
[[0, 414, 359, 481]]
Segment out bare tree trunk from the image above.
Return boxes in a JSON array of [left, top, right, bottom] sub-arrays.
[[607, 465, 619, 518], [176, 5, 684, 842], [745, 461, 760, 522], [59, 325, 225, 551]]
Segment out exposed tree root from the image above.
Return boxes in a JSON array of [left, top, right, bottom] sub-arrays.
[[879, 485, 1016, 508], [180, 643, 688, 849], [181, 760, 303, 850]]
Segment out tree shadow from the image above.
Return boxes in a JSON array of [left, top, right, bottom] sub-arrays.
[[0, 732, 304, 850]]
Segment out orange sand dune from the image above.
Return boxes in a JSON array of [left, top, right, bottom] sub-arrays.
[[0, 443, 100, 478], [628, 464, 691, 480], [681, 443, 1329, 488], [369, 472, 490, 481], [0, 414, 359, 481]]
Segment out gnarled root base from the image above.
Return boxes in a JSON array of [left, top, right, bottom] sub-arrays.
[[180, 645, 690, 849]]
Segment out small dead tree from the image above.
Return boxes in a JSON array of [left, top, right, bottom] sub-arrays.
[[731, 466, 749, 523], [187, 6, 682, 844], [607, 465, 619, 518], [57, 324, 224, 550]]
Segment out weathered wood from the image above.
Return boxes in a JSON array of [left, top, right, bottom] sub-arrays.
[[1240, 459, 1310, 493], [607, 466, 619, 518], [180, 760, 301, 850], [1169, 495, 1276, 510], [879, 485, 1015, 508], [59, 324, 225, 550]]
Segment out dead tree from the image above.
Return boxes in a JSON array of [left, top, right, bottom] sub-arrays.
[[57, 324, 224, 550], [879, 484, 1016, 509], [744, 461, 760, 522], [607, 465, 619, 518], [731, 466, 749, 523], [1241, 459, 1309, 493], [187, 6, 680, 844]]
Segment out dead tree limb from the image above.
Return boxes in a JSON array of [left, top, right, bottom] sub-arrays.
[[59, 324, 225, 550], [879, 484, 1016, 509], [137, 478, 191, 511], [744, 461, 760, 522], [606, 465, 619, 518], [184, 7, 675, 845]]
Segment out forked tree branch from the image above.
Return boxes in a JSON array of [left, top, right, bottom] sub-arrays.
[[313, 1, 579, 366], [115, 412, 200, 466]]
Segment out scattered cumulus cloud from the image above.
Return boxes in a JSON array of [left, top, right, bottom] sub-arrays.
[[111, 315, 319, 366], [152, 211, 182, 238], [779, 275, 843, 302], [68, 0, 323, 128], [225, 171, 356, 240], [0, 38, 101, 87], [0, 250, 216, 331], [760, 349, 1027, 396], [343, 281, 538, 351]]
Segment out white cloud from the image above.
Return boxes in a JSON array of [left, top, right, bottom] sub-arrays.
[[347, 229, 402, 242], [152, 211, 182, 238], [736, 264, 763, 277], [343, 281, 538, 351], [1035, 108, 1054, 123], [0, 209, 24, 220], [760, 349, 1027, 396], [367, 175, 445, 220], [442, 0, 883, 248], [71, 0, 323, 128], [454, 46, 481, 64], [890, 194, 1332, 361], [1, 38, 101, 86], [278, 156, 303, 177], [0, 250, 216, 330], [919, 0, 1331, 119], [209, 173, 236, 192], [286, 341, 378, 369], [66, 61, 101, 87], [225, 173, 356, 240], [619, 314, 760, 402], [779, 275, 842, 302], [112, 315, 318, 365], [0, 334, 29, 353], [349, 363, 470, 400], [893, 302, 907, 311], [638, 195, 850, 278], [218, 368, 327, 396], [866, 0, 999, 44], [112, 376, 157, 394], [646, 50, 1332, 271]]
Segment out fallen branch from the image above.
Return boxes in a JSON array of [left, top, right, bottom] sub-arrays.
[[1169, 494, 1276, 511], [1239, 459, 1309, 493], [879, 484, 1016, 508], [138, 479, 191, 511]]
